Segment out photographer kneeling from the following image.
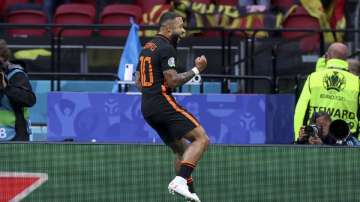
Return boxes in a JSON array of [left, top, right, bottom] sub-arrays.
[[296, 112, 360, 146], [0, 39, 36, 141], [296, 112, 334, 145]]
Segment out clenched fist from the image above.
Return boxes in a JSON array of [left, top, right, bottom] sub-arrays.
[[194, 55, 207, 73]]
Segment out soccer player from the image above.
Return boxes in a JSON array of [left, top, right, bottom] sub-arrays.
[[135, 12, 209, 202]]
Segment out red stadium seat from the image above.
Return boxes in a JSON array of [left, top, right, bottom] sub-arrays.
[[99, 4, 142, 37], [193, 0, 212, 3], [281, 6, 320, 52], [71, 0, 95, 3], [3, 0, 28, 8], [0, 0, 44, 20], [7, 9, 47, 37], [0, 0, 6, 16], [136, 0, 166, 13], [2, 0, 43, 12], [54, 3, 96, 37], [70, 0, 96, 7], [1, 0, 29, 17], [216, 0, 238, 6]]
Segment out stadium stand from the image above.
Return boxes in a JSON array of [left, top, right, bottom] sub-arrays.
[[54, 3, 96, 37], [271, 0, 297, 12], [29, 80, 50, 124], [0, 0, 5, 12], [203, 82, 222, 93], [2, 0, 43, 12], [60, 80, 114, 92], [193, 0, 213, 3], [135, 0, 166, 13], [70, 0, 96, 6], [178, 82, 224, 94], [0, 0, 350, 140], [281, 6, 320, 52], [1, 0, 43, 22], [3, 0, 32, 9], [6, 9, 47, 37], [99, 4, 142, 37], [216, 0, 238, 6]]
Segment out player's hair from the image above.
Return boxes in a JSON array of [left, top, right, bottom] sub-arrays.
[[159, 12, 180, 28], [0, 39, 11, 61]]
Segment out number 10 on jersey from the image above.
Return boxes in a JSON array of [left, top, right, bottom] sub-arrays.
[[139, 56, 154, 87]]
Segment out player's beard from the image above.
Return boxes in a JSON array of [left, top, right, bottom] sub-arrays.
[[170, 33, 180, 48]]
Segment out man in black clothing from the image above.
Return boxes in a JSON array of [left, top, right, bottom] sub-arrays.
[[296, 112, 335, 145], [135, 12, 209, 202], [0, 39, 36, 141]]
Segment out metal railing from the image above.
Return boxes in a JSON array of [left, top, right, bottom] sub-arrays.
[[1, 23, 359, 94]]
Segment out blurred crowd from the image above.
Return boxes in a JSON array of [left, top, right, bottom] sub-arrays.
[[0, 0, 347, 43]]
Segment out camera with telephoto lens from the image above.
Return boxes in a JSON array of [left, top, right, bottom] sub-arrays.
[[304, 124, 321, 137], [329, 119, 350, 145]]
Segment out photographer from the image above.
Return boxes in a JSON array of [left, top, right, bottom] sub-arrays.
[[296, 111, 360, 146], [0, 39, 36, 141], [294, 43, 360, 139], [296, 112, 335, 145]]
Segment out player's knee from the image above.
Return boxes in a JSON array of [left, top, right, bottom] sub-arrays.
[[175, 153, 183, 160], [169, 140, 188, 155], [194, 127, 210, 146], [199, 134, 210, 148], [172, 149, 182, 156]]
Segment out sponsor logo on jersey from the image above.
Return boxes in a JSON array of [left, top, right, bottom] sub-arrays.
[[168, 57, 175, 67]]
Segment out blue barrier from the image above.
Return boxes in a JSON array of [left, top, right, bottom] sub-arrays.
[[60, 80, 114, 92], [30, 80, 116, 124], [30, 80, 51, 124], [47, 92, 295, 144], [29, 80, 239, 125]]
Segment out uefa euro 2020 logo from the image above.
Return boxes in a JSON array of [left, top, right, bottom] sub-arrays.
[[323, 71, 346, 92]]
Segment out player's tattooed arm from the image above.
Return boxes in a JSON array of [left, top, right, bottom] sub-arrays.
[[163, 55, 207, 89], [135, 71, 142, 91], [163, 69, 195, 88]]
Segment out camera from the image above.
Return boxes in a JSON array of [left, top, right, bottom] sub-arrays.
[[304, 124, 321, 137], [329, 119, 350, 144]]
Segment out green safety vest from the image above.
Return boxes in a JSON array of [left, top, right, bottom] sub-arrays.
[[315, 57, 349, 72], [0, 68, 31, 141], [315, 57, 326, 72], [294, 58, 359, 140]]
